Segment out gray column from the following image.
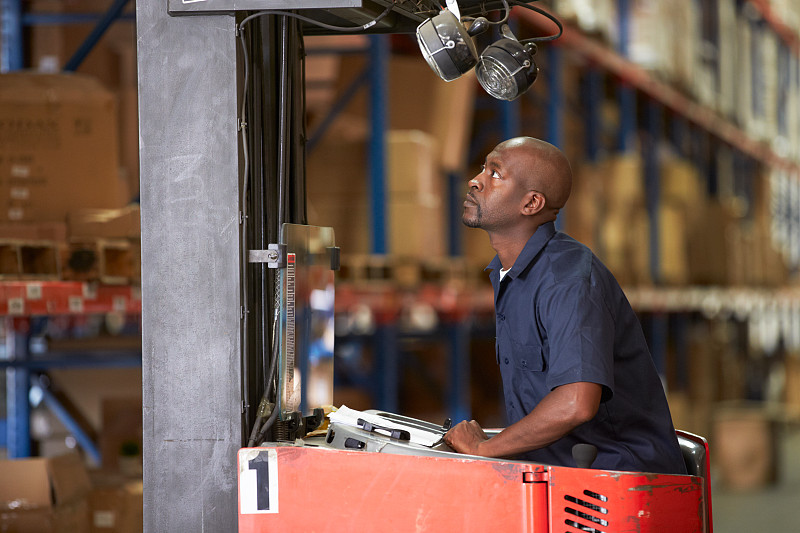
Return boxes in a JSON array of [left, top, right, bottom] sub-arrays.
[[136, 2, 242, 531]]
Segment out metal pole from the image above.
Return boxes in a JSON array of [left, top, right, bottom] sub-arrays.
[[375, 325, 398, 413], [0, 0, 24, 72], [583, 67, 602, 162], [63, 0, 131, 72], [616, 0, 636, 152], [5, 318, 31, 458], [446, 322, 471, 422], [137, 0, 242, 529], [447, 171, 464, 256], [368, 35, 388, 255], [644, 99, 661, 283], [36, 375, 102, 464], [545, 45, 564, 230]]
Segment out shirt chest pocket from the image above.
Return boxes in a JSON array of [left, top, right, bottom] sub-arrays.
[[512, 340, 545, 372], [497, 331, 545, 372]]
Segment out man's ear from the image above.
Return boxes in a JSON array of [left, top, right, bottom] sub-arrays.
[[521, 191, 545, 216]]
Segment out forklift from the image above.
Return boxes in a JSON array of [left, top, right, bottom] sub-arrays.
[[142, 0, 712, 531]]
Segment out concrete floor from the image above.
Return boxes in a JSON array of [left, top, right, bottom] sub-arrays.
[[711, 425, 800, 531]]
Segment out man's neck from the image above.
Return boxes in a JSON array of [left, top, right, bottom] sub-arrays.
[[487, 224, 541, 270]]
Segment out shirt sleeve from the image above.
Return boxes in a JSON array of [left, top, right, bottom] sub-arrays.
[[539, 276, 615, 399]]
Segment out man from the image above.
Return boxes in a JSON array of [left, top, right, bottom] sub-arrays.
[[443, 137, 686, 475]]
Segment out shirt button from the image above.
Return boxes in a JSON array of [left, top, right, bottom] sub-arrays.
[[504, 358, 509, 364], [521, 360, 527, 367], [497, 313, 505, 321]]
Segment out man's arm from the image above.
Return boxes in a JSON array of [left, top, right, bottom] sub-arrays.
[[443, 381, 602, 458]]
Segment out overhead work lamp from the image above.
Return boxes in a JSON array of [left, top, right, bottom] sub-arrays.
[[416, 0, 559, 101]]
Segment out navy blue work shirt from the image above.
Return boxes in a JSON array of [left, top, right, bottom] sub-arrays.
[[488, 221, 686, 475]]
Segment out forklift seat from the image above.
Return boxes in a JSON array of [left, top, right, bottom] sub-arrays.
[[676, 429, 713, 533], [676, 430, 709, 478]]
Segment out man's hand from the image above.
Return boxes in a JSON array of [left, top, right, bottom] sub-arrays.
[[443, 420, 489, 456]]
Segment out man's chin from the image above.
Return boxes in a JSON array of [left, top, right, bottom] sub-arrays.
[[462, 217, 481, 228]]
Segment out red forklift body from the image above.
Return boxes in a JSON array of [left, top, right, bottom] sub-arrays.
[[238, 445, 710, 532]]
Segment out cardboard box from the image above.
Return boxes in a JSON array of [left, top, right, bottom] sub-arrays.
[[0, 453, 91, 532], [389, 200, 445, 259], [687, 200, 732, 285], [307, 131, 445, 258], [334, 55, 476, 172], [0, 221, 68, 241], [600, 209, 651, 287], [0, 73, 129, 222], [387, 130, 440, 202], [713, 405, 779, 491], [88, 475, 142, 533], [659, 201, 689, 285], [565, 163, 604, 253], [602, 154, 645, 214]]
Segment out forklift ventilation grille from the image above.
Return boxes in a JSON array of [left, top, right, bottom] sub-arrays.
[[563, 490, 609, 532]]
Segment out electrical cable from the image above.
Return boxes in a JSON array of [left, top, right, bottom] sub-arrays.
[[238, 21, 252, 442], [510, 0, 563, 42], [462, 0, 510, 26], [238, 1, 395, 35], [237, 2, 398, 445]]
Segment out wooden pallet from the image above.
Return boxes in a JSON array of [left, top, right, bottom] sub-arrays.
[[338, 254, 473, 287], [0, 239, 61, 280], [61, 238, 140, 285]]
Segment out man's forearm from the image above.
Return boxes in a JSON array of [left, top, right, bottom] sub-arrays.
[[477, 381, 602, 458]]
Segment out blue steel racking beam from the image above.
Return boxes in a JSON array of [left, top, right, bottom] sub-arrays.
[[35, 374, 102, 464], [63, 0, 132, 71], [0, 0, 24, 72], [5, 321, 31, 458], [616, 0, 636, 153], [545, 44, 564, 230], [368, 34, 388, 256], [582, 67, 602, 163]]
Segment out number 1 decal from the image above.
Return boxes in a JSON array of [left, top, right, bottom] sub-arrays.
[[239, 449, 279, 514]]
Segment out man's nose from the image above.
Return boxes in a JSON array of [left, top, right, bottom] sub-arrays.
[[469, 177, 483, 192]]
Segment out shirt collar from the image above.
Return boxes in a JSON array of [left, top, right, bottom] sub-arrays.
[[485, 221, 557, 280]]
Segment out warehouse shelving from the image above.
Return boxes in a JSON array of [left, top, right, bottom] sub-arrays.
[[316, 1, 800, 418], [1, 1, 140, 460], [1, 282, 142, 459], [0, 0, 134, 73]]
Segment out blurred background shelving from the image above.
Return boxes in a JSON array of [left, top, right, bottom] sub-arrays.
[[2, 0, 800, 531]]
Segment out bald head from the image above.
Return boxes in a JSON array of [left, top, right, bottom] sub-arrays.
[[494, 137, 572, 210]]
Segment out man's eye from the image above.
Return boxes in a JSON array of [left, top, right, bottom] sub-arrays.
[[491, 170, 501, 179]]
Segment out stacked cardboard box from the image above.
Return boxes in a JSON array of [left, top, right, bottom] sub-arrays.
[[0, 73, 129, 223], [28, 0, 139, 198], [307, 130, 445, 261], [595, 153, 652, 286], [713, 404, 780, 491], [87, 476, 142, 533], [0, 453, 92, 532], [333, 54, 476, 173]]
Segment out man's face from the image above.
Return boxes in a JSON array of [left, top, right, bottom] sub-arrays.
[[462, 146, 527, 231]]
